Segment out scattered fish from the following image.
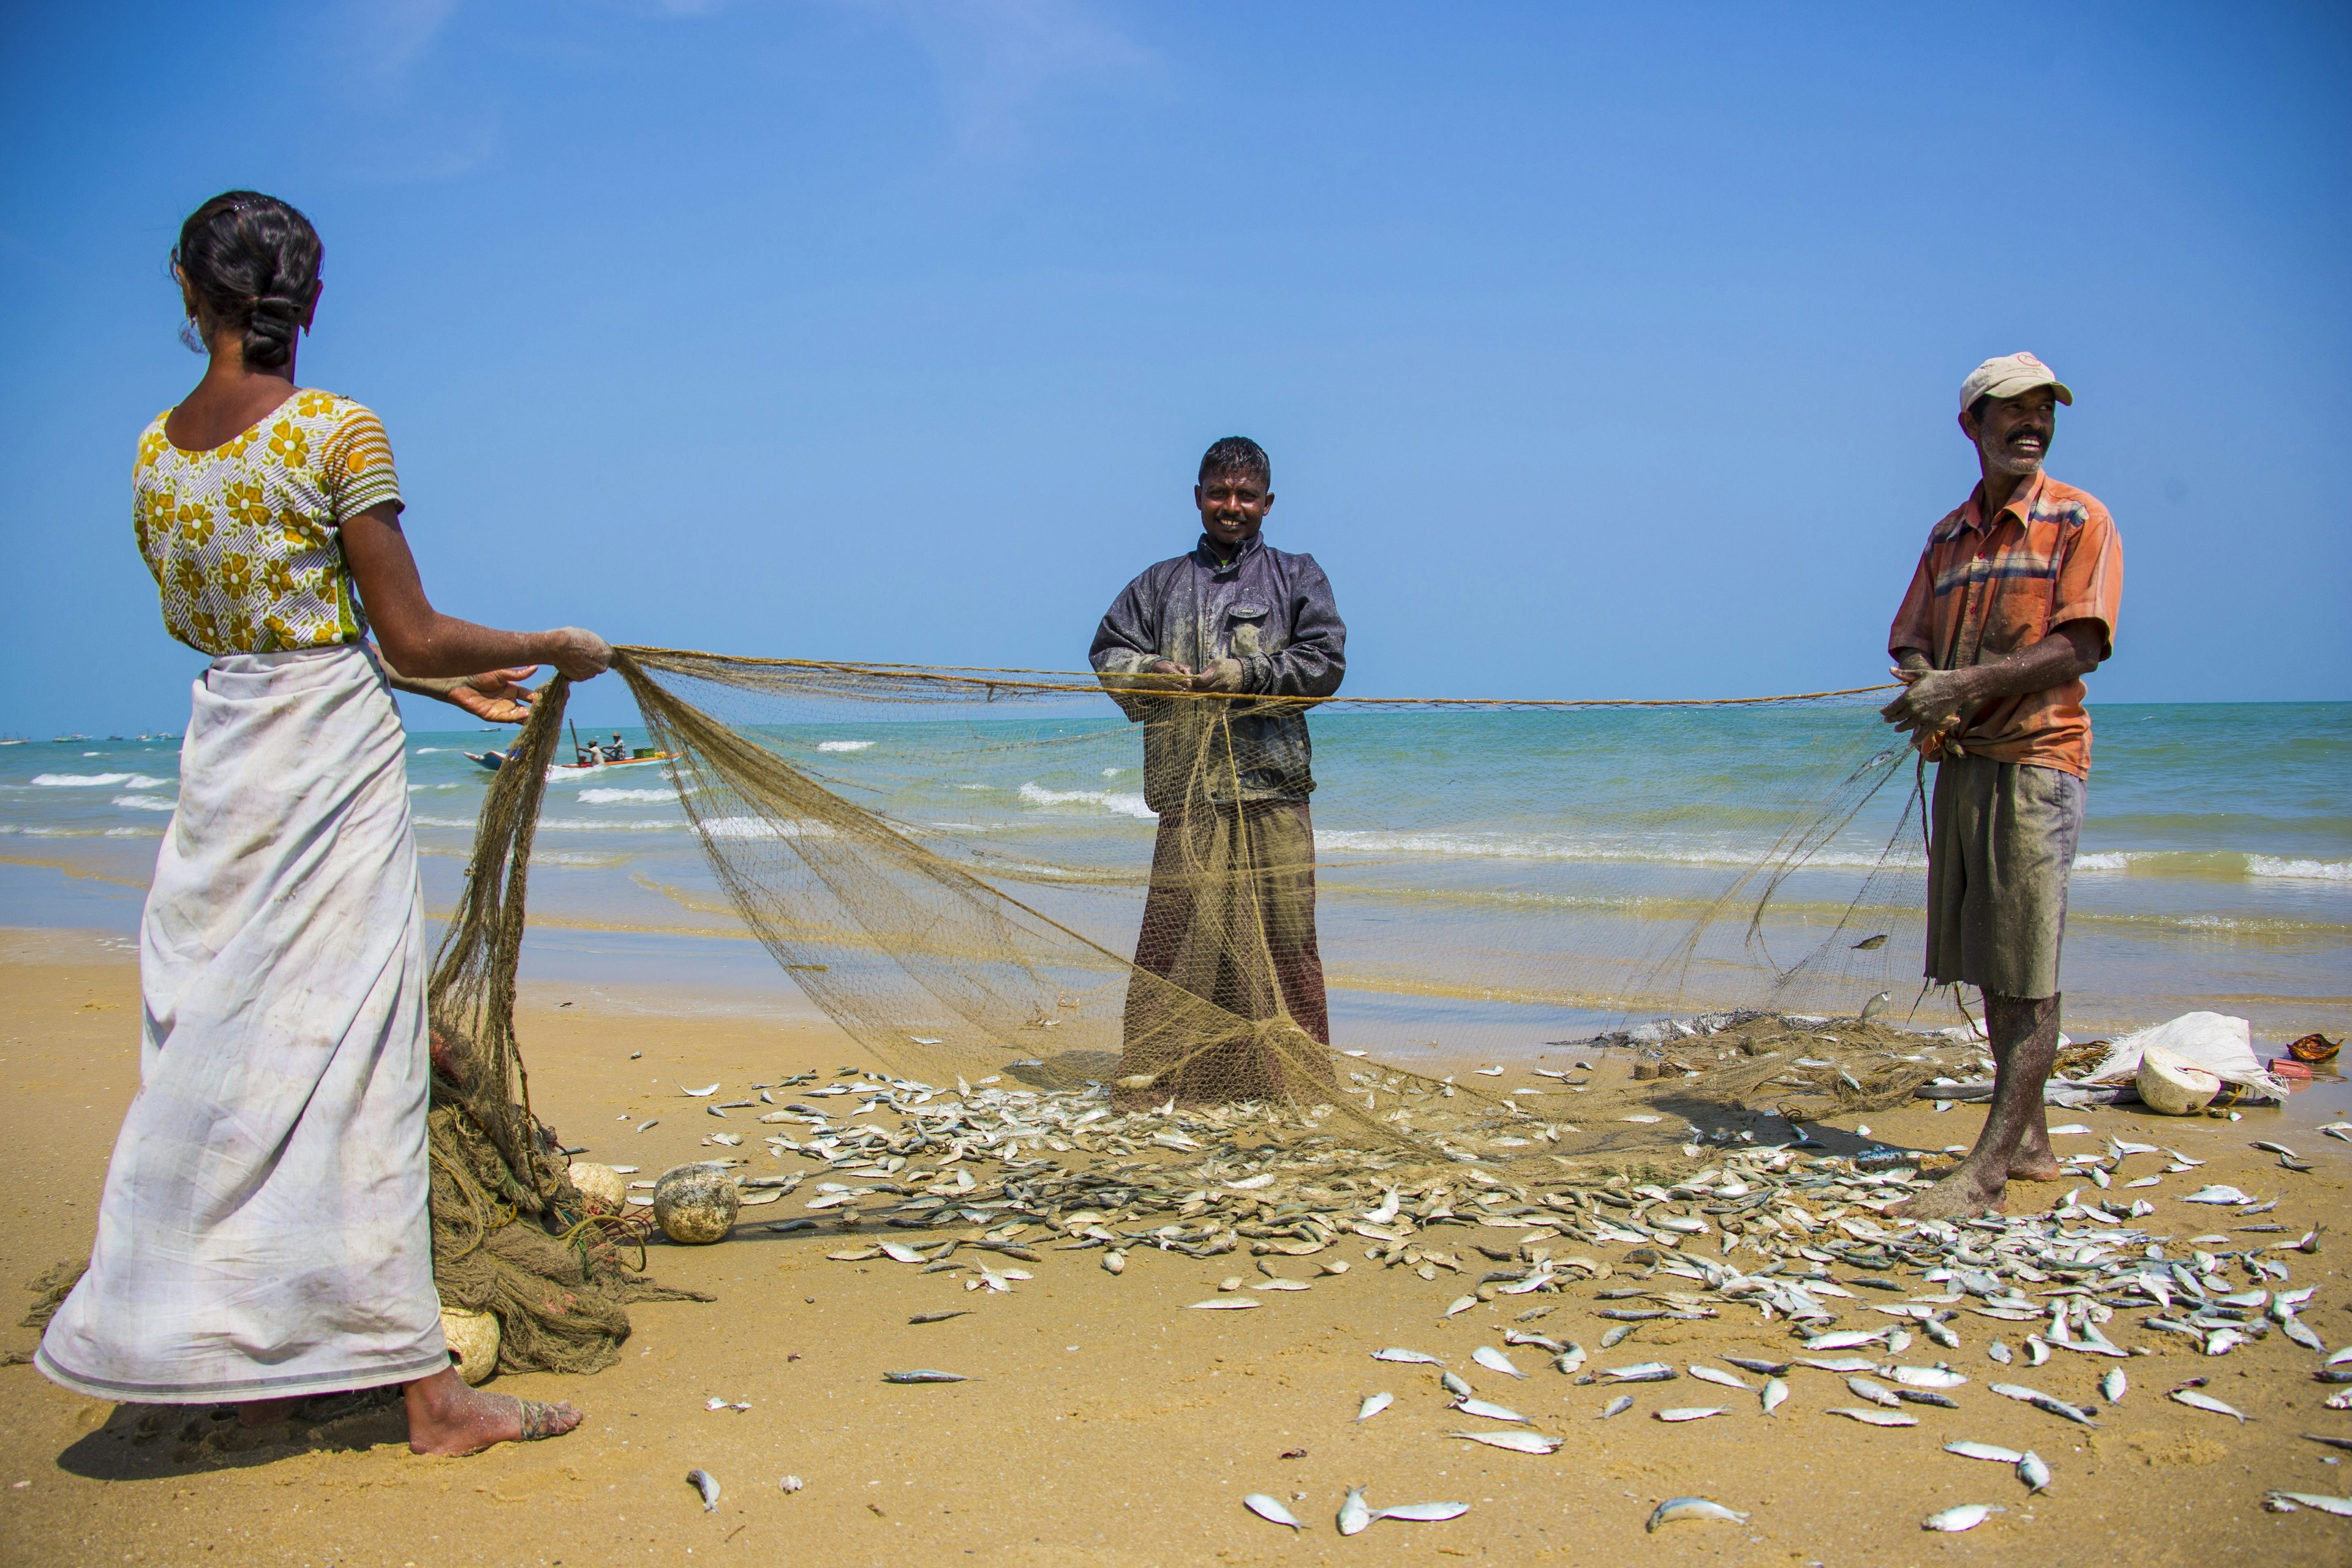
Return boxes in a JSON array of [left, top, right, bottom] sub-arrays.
[[1186, 1298, 1260, 1310], [686, 1469, 721, 1512], [1989, 1383, 2100, 1427], [1988, 1338, 2013, 1366], [1646, 1497, 1748, 1532], [1602, 1362, 1677, 1382], [1761, 1378, 1788, 1416], [1945, 1441, 2026, 1464], [1445, 1295, 1479, 1319], [1243, 1494, 1301, 1530], [1441, 1371, 1474, 1400], [1827, 1406, 1918, 1427], [2102, 1368, 2127, 1404], [1923, 1504, 2003, 1533], [1447, 1429, 1561, 1454], [2169, 1389, 2247, 1423], [1723, 1356, 1791, 1376], [881, 1369, 970, 1384], [1473, 1346, 1525, 1379], [2180, 1185, 2253, 1205], [2018, 1451, 2051, 1493], [1687, 1365, 1752, 1391], [1355, 1392, 1395, 1422], [1373, 1501, 1471, 1523], [1453, 1397, 1529, 1425], [1655, 1407, 1725, 1422], [2267, 1492, 2352, 1518], [910, 1311, 970, 1325], [1338, 1487, 1373, 1536], [1890, 1365, 1968, 1390], [1599, 1395, 1635, 1419]]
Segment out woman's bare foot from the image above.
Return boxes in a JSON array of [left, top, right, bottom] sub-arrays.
[[1890, 1160, 2008, 1219], [403, 1366, 581, 1456], [235, 1395, 306, 1428]]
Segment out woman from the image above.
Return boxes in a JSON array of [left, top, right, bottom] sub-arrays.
[[36, 191, 605, 1455]]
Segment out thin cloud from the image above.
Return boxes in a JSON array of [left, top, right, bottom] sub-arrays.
[[849, 0, 1152, 157]]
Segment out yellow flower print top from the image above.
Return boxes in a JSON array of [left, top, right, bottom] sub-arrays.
[[133, 390, 402, 655]]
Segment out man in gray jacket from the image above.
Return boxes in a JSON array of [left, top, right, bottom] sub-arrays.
[[1089, 437, 1346, 1106]]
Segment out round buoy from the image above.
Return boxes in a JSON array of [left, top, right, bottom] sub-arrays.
[[440, 1304, 501, 1385], [567, 1161, 627, 1215], [2136, 1043, 2220, 1117], [654, 1163, 740, 1244]]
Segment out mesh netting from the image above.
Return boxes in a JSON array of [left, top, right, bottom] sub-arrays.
[[593, 648, 1961, 1169], [426, 674, 708, 1378]]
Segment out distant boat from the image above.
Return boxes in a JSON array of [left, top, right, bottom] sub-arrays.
[[0, 737, 26, 747], [53, 733, 91, 743], [464, 747, 676, 775]]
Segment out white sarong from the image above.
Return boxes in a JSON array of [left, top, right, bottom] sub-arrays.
[[38, 643, 448, 1403]]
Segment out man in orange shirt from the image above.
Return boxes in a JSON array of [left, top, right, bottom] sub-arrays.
[[1882, 352, 2123, 1219]]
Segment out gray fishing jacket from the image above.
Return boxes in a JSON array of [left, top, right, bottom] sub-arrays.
[[1088, 534, 1346, 811]]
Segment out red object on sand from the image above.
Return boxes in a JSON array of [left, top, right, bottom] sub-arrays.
[[2267, 1058, 2312, 1080]]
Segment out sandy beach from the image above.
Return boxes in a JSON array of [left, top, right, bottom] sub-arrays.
[[2, 925, 2346, 1567]]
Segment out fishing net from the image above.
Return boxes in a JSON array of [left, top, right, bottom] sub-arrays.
[[577, 647, 1973, 1169], [425, 674, 708, 1378]]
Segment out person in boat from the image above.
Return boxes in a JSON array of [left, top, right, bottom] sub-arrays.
[[1881, 352, 2122, 1219], [608, 731, 630, 761], [37, 191, 608, 1455], [1088, 436, 1346, 1108]]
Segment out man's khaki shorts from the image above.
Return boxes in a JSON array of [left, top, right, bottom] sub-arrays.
[[1926, 755, 2086, 1002]]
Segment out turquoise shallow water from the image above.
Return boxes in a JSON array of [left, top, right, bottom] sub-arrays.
[[2, 699, 2343, 1047]]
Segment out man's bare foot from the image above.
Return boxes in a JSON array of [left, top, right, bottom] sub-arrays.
[[1890, 1162, 2008, 1219], [404, 1366, 581, 1456], [235, 1395, 306, 1428], [2007, 1149, 2063, 1182]]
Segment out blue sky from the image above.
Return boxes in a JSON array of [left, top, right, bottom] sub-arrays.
[[2, 1, 2345, 735]]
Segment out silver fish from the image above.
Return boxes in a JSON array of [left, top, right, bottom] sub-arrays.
[[2024, 1336, 2050, 1368], [1687, 1365, 1752, 1391], [1441, 1370, 1475, 1400], [1374, 1501, 1470, 1523], [1923, 1504, 2002, 1532], [1945, 1441, 2026, 1464], [1723, 1355, 1792, 1376], [1599, 1394, 1634, 1419], [1646, 1497, 1749, 1532], [1655, 1406, 1725, 1422], [1445, 1295, 1479, 1319], [686, 1468, 721, 1512], [1798, 1356, 1877, 1373], [1846, 1376, 1901, 1408], [2283, 1316, 2324, 1354], [1988, 1338, 2013, 1365], [1556, 1343, 1588, 1374], [1989, 1382, 2100, 1427], [1761, 1378, 1788, 1416], [2267, 1492, 2352, 1518], [1454, 1396, 1529, 1424], [1374, 1348, 1443, 1364], [2101, 1368, 2127, 1404], [1603, 1362, 1677, 1382], [881, 1369, 970, 1383], [1828, 1406, 1918, 1427], [1804, 1330, 1887, 1351], [1356, 1392, 1393, 1422], [2169, 1389, 2246, 1422], [1600, 1323, 1641, 1349], [1890, 1365, 1968, 1389], [1447, 1429, 1561, 1454], [1338, 1486, 1373, 1536], [1244, 1493, 1301, 1529], [2018, 1451, 2051, 1493], [1474, 1346, 1526, 1379], [1506, 1330, 1566, 1352]]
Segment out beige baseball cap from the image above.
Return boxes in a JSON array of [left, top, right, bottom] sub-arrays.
[[1959, 352, 2073, 412]]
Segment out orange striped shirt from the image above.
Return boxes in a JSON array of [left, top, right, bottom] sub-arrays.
[[1887, 470, 2123, 778]]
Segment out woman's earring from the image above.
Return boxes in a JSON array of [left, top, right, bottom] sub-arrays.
[[178, 316, 205, 353]]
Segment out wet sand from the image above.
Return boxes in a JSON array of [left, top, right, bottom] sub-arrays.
[[2, 926, 2347, 1567]]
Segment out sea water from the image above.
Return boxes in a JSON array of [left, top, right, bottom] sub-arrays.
[[1, 701, 2343, 1047]]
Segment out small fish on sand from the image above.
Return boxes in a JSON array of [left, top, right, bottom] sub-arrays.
[[2169, 1389, 2247, 1422], [910, 1311, 970, 1325], [1338, 1487, 1373, 1536], [2018, 1452, 2051, 1493], [1988, 1338, 2013, 1365], [680, 1082, 720, 1097], [2267, 1492, 2352, 1517], [1441, 1371, 1475, 1400], [1846, 1376, 1901, 1409], [1243, 1494, 1301, 1530], [1186, 1298, 1260, 1310], [1600, 1394, 1635, 1419], [1455, 1397, 1530, 1424], [1646, 1497, 1748, 1532], [1827, 1406, 1918, 1427], [1602, 1362, 1676, 1382], [686, 1469, 721, 1512], [2101, 1368, 2127, 1403], [1923, 1504, 2003, 1532], [1890, 1365, 1967, 1389], [1445, 1295, 1479, 1319], [1989, 1383, 2100, 1427], [882, 1369, 970, 1384], [636, 1119, 659, 1133], [1356, 1392, 1394, 1422], [1374, 1348, 1443, 1365], [1448, 1430, 1561, 1454], [1723, 1356, 1791, 1376], [1945, 1441, 2026, 1464], [1687, 1365, 1752, 1391], [1761, 1378, 1788, 1416], [1473, 1346, 1525, 1379], [1374, 1502, 1471, 1523], [1655, 1407, 1725, 1422]]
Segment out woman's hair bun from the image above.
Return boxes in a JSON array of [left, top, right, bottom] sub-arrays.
[[172, 192, 323, 372]]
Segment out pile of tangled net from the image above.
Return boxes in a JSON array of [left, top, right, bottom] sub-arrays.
[[425, 675, 707, 1378]]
